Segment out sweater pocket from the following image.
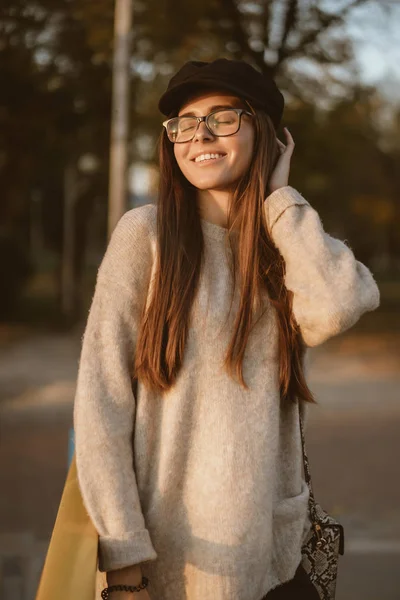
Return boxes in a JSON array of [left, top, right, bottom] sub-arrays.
[[270, 480, 310, 583]]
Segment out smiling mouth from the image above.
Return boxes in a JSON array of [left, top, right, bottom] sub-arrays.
[[191, 153, 227, 165]]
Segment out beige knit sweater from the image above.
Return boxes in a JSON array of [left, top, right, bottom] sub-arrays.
[[73, 186, 380, 600]]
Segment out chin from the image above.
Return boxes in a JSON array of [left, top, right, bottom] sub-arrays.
[[186, 176, 234, 190]]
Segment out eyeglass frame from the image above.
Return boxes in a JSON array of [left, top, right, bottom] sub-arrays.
[[162, 107, 254, 143]]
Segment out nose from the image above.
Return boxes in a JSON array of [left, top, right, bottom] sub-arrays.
[[193, 119, 215, 142]]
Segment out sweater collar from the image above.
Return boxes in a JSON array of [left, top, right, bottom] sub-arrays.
[[200, 218, 229, 241]]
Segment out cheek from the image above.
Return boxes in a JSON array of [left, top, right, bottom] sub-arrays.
[[173, 146, 182, 169], [174, 146, 191, 178], [234, 131, 255, 175], [241, 142, 254, 170]]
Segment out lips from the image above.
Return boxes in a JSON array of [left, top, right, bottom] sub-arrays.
[[190, 152, 227, 165]]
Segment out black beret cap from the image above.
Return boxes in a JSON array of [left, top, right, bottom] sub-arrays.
[[158, 58, 284, 130]]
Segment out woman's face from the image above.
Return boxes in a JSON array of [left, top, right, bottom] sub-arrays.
[[173, 91, 255, 192]]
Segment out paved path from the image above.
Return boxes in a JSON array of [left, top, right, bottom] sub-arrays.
[[0, 330, 399, 599], [305, 333, 400, 600]]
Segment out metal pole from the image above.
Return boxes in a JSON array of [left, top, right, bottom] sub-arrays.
[[108, 0, 133, 239]]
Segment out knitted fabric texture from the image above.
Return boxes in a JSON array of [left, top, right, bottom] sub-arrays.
[[73, 186, 380, 600]]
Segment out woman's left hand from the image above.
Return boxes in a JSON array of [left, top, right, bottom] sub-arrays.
[[268, 127, 295, 194]]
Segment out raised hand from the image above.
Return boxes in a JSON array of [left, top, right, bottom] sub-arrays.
[[268, 127, 295, 194]]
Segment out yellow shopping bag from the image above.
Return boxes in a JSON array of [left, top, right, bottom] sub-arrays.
[[35, 453, 105, 600]]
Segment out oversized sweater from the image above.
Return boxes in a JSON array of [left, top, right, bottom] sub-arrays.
[[73, 186, 380, 600]]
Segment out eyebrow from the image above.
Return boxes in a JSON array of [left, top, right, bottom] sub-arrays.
[[178, 103, 242, 117]]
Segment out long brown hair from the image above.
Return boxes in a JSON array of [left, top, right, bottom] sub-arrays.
[[134, 99, 316, 405]]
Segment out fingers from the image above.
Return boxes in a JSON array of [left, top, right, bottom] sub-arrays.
[[283, 127, 295, 147], [276, 139, 286, 154], [276, 127, 295, 154]]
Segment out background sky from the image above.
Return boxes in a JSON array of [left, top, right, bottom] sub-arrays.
[[345, 1, 400, 102]]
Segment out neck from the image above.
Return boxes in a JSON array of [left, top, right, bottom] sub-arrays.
[[196, 188, 233, 228]]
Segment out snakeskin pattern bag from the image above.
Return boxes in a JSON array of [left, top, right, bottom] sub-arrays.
[[298, 404, 345, 599]]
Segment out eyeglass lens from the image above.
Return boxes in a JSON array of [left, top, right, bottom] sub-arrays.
[[167, 109, 241, 143]]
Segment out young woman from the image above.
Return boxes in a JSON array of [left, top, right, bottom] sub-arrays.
[[73, 59, 380, 600]]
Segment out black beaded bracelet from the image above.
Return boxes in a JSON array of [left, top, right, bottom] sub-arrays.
[[101, 576, 149, 599]]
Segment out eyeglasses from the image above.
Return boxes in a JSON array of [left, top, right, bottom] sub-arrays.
[[162, 108, 253, 143]]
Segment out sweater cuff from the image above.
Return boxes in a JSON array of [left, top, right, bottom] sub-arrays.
[[98, 529, 158, 572], [265, 186, 310, 232]]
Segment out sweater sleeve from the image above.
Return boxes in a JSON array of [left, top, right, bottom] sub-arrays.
[[73, 208, 158, 572], [264, 186, 380, 347]]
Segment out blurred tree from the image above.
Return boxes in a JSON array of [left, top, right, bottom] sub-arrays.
[[131, 0, 381, 138], [283, 85, 400, 266], [0, 0, 112, 320], [0, 0, 398, 322]]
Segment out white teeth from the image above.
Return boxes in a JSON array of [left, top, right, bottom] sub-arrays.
[[194, 153, 224, 163]]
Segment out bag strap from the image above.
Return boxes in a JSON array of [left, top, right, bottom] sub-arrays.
[[298, 401, 318, 523]]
